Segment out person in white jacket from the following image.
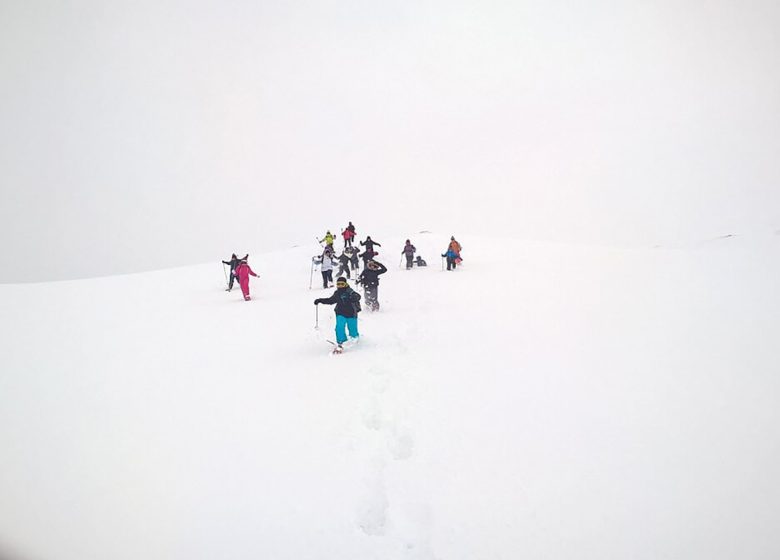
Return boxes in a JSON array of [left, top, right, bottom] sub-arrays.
[[320, 252, 334, 288]]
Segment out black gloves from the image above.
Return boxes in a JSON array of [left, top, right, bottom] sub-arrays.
[[314, 299, 322, 305]]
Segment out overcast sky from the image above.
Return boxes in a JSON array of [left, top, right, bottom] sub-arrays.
[[1, 0, 778, 282]]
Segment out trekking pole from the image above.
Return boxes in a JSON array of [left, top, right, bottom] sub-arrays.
[[309, 259, 314, 290], [222, 262, 228, 286], [315, 304, 319, 330], [441, 255, 445, 271], [399, 256, 403, 269]]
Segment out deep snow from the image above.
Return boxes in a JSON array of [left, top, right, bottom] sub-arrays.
[[1, 232, 779, 560]]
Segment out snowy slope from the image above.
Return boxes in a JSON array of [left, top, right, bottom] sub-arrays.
[[1, 233, 779, 560]]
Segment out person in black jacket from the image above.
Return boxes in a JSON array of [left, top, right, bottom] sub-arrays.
[[359, 236, 381, 267], [221, 253, 248, 291], [357, 259, 387, 311], [360, 236, 381, 253], [337, 251, 351, 279], [401, 240, 416, 270], [314, 277, 361, 348]]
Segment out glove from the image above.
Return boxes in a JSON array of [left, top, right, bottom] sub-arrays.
[[314, 299, 322, 305]]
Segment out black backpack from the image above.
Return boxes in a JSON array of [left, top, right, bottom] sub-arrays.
[[348, 288, 362, 313]]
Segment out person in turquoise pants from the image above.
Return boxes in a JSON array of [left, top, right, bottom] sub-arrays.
[[314, 277, 362, 347]]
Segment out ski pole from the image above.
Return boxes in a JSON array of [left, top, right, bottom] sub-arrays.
[[441, 255, 445, 271], [309, 259, 314, 290], [315, 304, 319, 330], [222, 262, 228, 286], [399, 256, 403, 269]]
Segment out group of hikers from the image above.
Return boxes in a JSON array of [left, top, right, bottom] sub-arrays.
[[223, 222, 462, 352]]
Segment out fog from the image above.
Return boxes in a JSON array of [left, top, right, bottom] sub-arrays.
[[1, 0, 779, 282]]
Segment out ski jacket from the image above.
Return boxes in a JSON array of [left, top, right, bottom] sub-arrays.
[[320, 255, 334, 272], [342, 229, 354, 240], [448, 240, 461, 255], [338, 254, 350, 267], [321, 233, 335, 245], [402, 243, 416, 256], [234, 262, 257, 281], [315, 287, 361, 318], [360, 238, 381, 252], [358, 262, 387, 286]]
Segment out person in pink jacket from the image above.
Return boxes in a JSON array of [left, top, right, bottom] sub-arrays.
[[233, 259, 258, 301]]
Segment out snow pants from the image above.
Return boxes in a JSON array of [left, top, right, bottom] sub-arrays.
[[321, 270, 333, 288], [239, 277, 250, 299], [364, 285, 379, 310], [338, 264, 350, 278], [405, 254, 414, 269], [335, 315, 359, 344]]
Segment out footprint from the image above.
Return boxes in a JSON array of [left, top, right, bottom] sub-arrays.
[[388, 427, 415, 461], [357, 477, 389, 536], [361, 397, 383, 431], [395, 503, 436, 559], [368, 365, 390, 394]]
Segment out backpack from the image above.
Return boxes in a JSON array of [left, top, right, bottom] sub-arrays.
[[348, 288, 362, 313]]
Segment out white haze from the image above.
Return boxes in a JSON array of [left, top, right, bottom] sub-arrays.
[[1, 0, 779, 282]]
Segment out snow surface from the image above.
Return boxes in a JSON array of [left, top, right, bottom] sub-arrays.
[[1, 232, 779, 560]]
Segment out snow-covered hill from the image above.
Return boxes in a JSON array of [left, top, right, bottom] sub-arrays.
[[1, 233, 779, 560]]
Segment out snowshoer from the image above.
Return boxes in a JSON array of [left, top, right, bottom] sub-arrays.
[[346, 246, 360, 271], [360, 235, 380, 253], [357, 259, 387, 311], [401, 240, 416, 270], [337, 251, 351, 279], [443, 236, 462, 270], [234, 259, 258, 300], [360, 248, 378, 267], [222, 253, 248, 291], [314, 277, 361, 351], [320, 252, 334, 288], [341, 224, 355, 248], [319, 231, 335, 248]]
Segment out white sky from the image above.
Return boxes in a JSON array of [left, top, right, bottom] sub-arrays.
[[1, 0, 779, 282]]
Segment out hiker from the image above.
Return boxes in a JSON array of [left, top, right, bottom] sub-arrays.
[[319, 230, 335, 249], [341, 223, 356, 248], [443, 236, 462, 271], [221, 253, 248, 291], [401, 240, 416, 270], [314, 277, 361, 351], [348, 246, 360, 271], [360, 247, 378, 267], [360, 235, 380, 253], [337, 251, 351, 279], [320, 251, 334, 289], [357, 259, 387, 311], [233, 258, 258, 300]]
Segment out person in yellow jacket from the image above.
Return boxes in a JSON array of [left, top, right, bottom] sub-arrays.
[[319, 230, 335, 248]]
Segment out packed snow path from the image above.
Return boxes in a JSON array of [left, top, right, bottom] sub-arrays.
[[1, 234, 779, 560]]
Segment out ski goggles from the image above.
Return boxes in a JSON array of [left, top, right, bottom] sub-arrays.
[[336, 280, 348, 288]]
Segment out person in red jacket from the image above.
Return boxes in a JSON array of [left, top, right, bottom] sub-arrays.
[[233, 259, 258, 301]]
